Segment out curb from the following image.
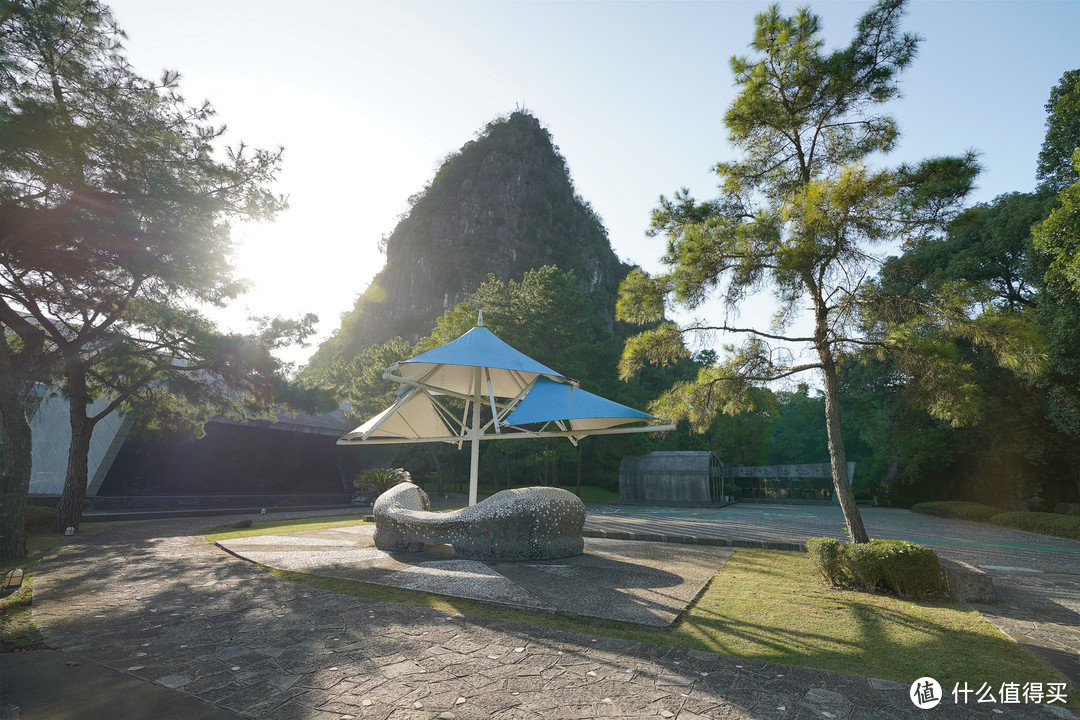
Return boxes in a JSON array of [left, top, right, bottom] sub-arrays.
[[583, 528, 806, 552]]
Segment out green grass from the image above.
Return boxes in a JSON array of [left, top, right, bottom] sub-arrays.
[[1, 534, 65, 652], [12, 511, 1074, 708], [215, 514, 1074, 704], [276, 551, 1068, 692], [1, 520, 129, 652], [205, 514, 370, 543]]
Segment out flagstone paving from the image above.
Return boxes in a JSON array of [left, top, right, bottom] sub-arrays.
[[217, 526, 734, 627], [11, 509, 1079, 719]]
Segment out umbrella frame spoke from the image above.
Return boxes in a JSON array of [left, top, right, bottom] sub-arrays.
[[342, 324, 673, 505]]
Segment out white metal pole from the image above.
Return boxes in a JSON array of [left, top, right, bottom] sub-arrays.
[[469, 366, 482, 506]]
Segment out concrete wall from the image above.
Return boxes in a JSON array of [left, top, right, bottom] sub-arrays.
[[618, 453, 719, 505], [730, 462, 855, 480], [28, 392, 131, 496]]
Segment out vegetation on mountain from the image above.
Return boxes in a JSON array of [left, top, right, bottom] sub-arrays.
[[310, 111, 630, 368]]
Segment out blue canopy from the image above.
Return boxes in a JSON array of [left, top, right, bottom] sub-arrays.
[[343, 322, 674, 506], [505, 377, 656, 431], [390, 326, 565, 398]]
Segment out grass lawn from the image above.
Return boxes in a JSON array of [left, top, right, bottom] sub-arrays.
[[204, 514, 370, 543], [1, 520, 128, 652], [1, 534, 65, 651], [206, 516, 1076, 706]]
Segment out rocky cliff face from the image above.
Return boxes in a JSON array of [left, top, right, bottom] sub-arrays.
[[311, 111, 629, 366]]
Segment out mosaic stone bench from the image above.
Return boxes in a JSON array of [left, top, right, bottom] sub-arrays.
[[372, 482, 585, 561]]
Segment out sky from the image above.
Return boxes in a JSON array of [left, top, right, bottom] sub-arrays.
[[101, 0, 1080, 368]]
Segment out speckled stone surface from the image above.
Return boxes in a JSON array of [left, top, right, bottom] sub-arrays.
[[372, 483, 585, 561]]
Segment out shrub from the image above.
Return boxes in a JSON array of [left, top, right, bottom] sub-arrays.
[[806, 538, 847, 586], [989, 512, 1080, 541], [911, 501, 1005, 522], [23, 506, 56, 534], [354, 467, 411, 495], [806, 537, 946, 600]]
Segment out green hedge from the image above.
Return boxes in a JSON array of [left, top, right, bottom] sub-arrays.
[[806, 537, 946, 600], [989, 512, 1080, 541], [911, 501, 1005, 522], [911, 503, 1080, 541]]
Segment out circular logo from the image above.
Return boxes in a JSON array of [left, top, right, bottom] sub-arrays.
[[910, 677, 942, 709]]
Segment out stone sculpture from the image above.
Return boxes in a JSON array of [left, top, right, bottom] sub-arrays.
[[372, 482, 585, 561]]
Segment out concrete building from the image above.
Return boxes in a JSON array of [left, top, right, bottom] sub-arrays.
[[619, 451, 728, 505], [23, 390, 363, 508], [619, 451, 855, 506]]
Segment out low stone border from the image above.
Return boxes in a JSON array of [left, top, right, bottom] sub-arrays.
[[940, 558, 997, 603], [582, 528, 805, 552]]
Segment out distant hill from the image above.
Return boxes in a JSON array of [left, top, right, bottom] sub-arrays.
[[308, 111, 631, 367]]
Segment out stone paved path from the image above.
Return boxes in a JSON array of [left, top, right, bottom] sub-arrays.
[[23, 511, 1077, 719]]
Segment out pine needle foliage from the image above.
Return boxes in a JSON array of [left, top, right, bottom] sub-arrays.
[[617, 0, 982, 543]]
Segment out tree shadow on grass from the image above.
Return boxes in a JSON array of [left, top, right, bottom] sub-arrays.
[[676, 549, 1078, 699]]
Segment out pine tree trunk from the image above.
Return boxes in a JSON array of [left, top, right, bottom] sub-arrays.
[[53, 358, 95, 534], [819, 349, 869, 544], [0, 398, 32, 560], [0, 324, 43, 560]]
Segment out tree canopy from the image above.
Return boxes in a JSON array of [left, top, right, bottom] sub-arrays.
[[617, 0, 981, 542], [0, 0, 319, 551]]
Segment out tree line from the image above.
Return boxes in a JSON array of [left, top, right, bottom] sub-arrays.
[[1, 0, 327, 559]]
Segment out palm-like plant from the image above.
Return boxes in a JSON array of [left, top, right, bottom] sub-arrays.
[[354, 467, 412, 495]]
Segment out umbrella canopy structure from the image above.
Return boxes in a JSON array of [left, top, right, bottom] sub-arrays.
[[504, 377, 655, 432], [338, 320, 674, 505]]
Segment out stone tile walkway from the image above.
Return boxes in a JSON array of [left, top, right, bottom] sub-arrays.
[[11, 509, 1077, 719]]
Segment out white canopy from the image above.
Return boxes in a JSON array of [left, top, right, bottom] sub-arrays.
[[339, 322, 674, 504]]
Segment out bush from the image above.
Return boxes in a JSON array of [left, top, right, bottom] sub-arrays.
[[723, 483, 742, 501], [23, 506, 56, 534], [911, 501, 1005, 522], [354, 467, 411, 495], [806, 537, 946, 600], [989, 512, 1080, 541], [806, 538, 847, 586]]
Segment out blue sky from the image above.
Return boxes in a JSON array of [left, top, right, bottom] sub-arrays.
[[102, 0, 1080, 366]]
